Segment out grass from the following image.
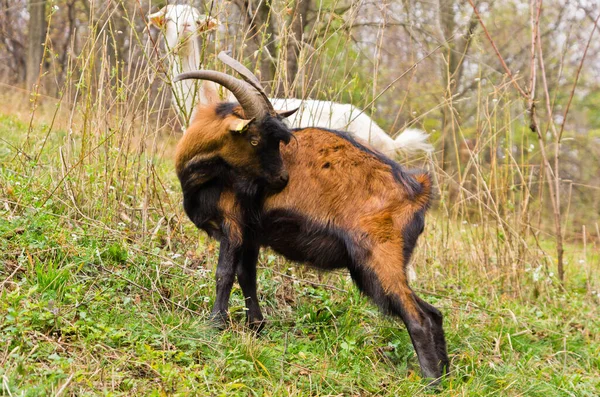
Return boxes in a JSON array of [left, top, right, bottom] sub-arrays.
[[1, 102, 599, 396]]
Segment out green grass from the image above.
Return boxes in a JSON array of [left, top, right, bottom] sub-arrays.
[[1, 113, 599, 396]]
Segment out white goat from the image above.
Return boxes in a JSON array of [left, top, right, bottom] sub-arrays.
[[269, 98, 433, 155], [149, 5, 433, 155], [148, 5, 220, 127]]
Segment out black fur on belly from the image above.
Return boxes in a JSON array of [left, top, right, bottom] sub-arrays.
[[259, 209, 371, 270]]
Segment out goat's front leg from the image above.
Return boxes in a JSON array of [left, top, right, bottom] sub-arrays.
[[210, 237, 241, 329], [236, 243, 264, 331]]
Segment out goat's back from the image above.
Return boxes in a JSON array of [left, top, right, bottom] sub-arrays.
[[261, 128, 431, 263]]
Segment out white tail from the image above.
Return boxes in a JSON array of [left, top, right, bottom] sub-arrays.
[[393, 128, 434, 155], [273, 98, 434, 156]]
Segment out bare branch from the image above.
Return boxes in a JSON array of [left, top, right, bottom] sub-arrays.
[[466, 0, 528, 98]]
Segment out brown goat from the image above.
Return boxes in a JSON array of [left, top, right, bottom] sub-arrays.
[[174, 54, 449, 382]]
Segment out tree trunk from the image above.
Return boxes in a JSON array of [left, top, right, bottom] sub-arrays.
[[0, 0, 26, 83], [253, 0, 277, 88], [234, 0, 278, 92], [26, 0, 47, 89], [284, 0, 311, 96], [438, 0, 458, 171]]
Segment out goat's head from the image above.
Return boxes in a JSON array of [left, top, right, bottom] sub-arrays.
[[175, 57, 298, 191], [148, 5, 218, 55]]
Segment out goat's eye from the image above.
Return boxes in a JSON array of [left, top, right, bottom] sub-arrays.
[[250, 139, 259, 146]]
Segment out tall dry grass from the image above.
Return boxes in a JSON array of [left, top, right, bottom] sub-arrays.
[[3, 0, 599, 300]]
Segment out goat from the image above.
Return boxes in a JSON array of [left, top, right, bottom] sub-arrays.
[[269, 97, 434, 156], [148, 5, 220, 126], [174, 53, 449, 381], [154, 4, 433, 155]]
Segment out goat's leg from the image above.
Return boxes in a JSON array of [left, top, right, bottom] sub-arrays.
[[236, 243, 264, 331], [210, 237, 241, 328], [414, 295, 449, 374], [388, 291, 448, 382], [349, 263, 447, 382]]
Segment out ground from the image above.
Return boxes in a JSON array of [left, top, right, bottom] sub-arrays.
[[1, 110, 599, 396]]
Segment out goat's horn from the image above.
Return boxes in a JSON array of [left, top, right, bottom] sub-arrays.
[[175, 70, 270, 121], [217, 52, 274, 113]]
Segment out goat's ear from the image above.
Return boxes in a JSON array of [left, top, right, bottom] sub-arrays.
[[228, 118, 254, 133], [277, 107, 299, 119], [196, 15, 220, 32], [148, 8, 166, 28]]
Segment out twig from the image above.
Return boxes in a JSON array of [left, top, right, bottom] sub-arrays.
[[98, 263, 203, 317], [348, 44, 444, 125], [258, 266, 348, 293], [54, 373, 74, 397], [413, 287, 502, 315], [531, 0, 565, 283], [466, 0, 528, 98], [2, 376, 13, 397], [0, 262, 23, 291], [39, 128, 119, 208], [557, 11, 600, 141]]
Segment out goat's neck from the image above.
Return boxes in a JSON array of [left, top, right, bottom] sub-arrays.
[[169, 41, 208, 125], [170, 41, 200, 75]]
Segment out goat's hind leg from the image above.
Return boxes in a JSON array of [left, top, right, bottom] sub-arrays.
[[210, 237, 241, 329], [414, 295, 449, 374], [388, 290, 449, 382], [236, 243, 265, 331], [349, 263, 448, 382]]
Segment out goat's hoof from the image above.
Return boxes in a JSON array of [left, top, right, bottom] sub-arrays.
[[247, 317, 266, 333], [208, 311, 229, 330]]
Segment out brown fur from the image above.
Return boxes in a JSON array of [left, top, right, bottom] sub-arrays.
[[175, 105, 263, 179], [218, 189, 244, 246], [263, 128, 431, 319]]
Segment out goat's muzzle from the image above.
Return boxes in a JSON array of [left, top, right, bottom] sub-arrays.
[[268, 170, 289, 192]]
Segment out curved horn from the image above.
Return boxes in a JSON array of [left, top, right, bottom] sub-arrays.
[[217, 52, 274, 112], [175, 70, 270, 120]]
